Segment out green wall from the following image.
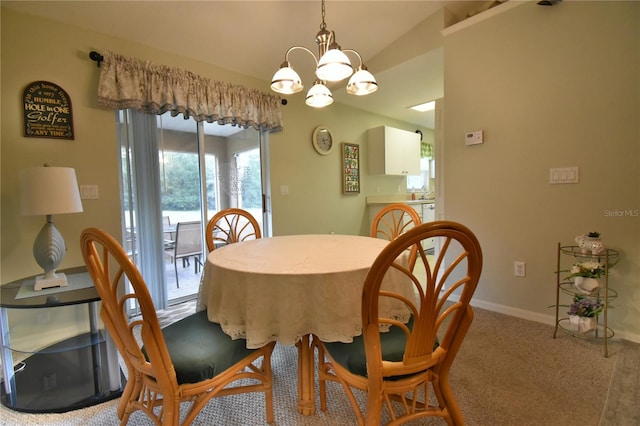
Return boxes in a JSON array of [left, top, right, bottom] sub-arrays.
[[0, 7, 425, 285], [442, 1, 639, 339], [2, 2, 639, 342]]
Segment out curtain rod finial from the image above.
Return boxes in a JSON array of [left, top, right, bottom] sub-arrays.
[[89, 51, 103, 67]]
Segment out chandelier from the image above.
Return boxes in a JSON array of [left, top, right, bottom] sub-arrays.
[[270, 0, 378, 108]]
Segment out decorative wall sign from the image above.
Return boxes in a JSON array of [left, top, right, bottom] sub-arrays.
[[23, 81, 74, 139], [342, 143, 360, 193]]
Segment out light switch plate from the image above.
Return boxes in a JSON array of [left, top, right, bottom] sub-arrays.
[[80, 185, 99, 199], [549, 167, 579, 184]]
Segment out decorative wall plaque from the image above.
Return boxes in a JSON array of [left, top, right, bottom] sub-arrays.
[[342, 142, 360, 193], [23, 81, 74, 139]]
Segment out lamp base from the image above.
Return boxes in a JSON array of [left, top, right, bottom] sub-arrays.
[[35, 272, 68, 291]]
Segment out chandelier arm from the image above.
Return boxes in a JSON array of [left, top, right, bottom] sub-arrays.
[[271, 0, 375, 101], [285, 46, 319, 66], [341, 49, 364, 67]]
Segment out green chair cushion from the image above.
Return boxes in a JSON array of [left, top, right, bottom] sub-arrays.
[[323, 317, 438, 379], [143, 310, 255, 384]]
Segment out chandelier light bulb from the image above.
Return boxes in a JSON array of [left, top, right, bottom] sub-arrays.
[[316, 49, 353, 82], [346, 67, 378, 96], [305, 81, 333, 108], [270, 63, 303, 94]]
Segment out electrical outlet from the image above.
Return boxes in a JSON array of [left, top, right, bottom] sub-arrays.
[[514, 261, 526, 277]]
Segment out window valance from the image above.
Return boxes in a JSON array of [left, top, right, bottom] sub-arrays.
[[421, 142, 433, 158], [96, 50, 283, 132]]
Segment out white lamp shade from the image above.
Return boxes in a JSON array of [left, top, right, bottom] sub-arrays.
[[20, 166, 83, 216], [346, 68, 378, 96], [270, 65, 304, 94], [316, 49, 353, 82], [305, 82, 334, 108]]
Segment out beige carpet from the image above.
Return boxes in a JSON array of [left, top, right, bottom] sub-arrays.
[[600, 339, 640, 425], [1, 304, 637, 425]]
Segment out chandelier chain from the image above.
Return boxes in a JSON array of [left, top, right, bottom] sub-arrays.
[[320, 0, 326, 30]]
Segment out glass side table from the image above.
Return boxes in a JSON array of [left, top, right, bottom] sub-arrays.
[[0, 266, 124, 413]]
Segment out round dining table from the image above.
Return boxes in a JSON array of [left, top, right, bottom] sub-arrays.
[[197, 234, 414, 415]]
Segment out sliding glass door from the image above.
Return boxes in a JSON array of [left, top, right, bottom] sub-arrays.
[[118, 110, 269, 310]]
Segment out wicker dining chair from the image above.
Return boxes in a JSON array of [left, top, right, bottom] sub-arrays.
[[81, 227, 275, 425], [314, 221, 483, 425], [205, 208, 262, 252], [370, 203, 422, 271], [370, 203, 421, 241]]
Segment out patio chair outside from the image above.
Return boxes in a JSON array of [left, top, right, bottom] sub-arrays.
[[165, 221, 203, 288]]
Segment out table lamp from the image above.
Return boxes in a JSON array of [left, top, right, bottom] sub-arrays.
[[20, 165, 83, 290]]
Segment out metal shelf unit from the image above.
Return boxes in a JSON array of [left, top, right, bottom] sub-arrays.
[[553, 244, 619, 357]]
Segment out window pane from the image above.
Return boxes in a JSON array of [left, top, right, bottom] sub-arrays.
[[407, 157, 431, 192]]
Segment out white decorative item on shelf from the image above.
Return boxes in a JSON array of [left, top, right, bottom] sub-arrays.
[[575, 232, 604, 255], [573, 277, 600, 294], [569, 315, 597, 333]]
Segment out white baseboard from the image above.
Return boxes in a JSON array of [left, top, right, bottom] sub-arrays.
[[470, 298, 640, 344]]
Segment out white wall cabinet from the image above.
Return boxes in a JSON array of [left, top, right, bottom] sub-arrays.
[[368, 126, 421, 176]]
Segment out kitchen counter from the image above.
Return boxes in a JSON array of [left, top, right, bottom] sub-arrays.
[[366, 196, 434, 206]]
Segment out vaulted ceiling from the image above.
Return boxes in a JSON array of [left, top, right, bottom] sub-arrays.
[[3, 1, 496, 128]]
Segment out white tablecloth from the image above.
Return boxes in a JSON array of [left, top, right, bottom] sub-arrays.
[[198, 234, 414, 349]]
